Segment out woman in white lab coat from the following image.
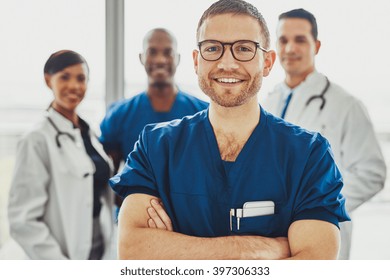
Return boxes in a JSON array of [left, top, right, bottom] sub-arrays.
[[263, 70, 387, 259], [8, 50, 115, 259]]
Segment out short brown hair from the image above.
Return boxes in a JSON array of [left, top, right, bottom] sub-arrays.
[[196, 0, 270, 49]]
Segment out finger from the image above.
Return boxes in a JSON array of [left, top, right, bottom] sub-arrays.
[[147, 218, 157, 228], [151, 199, 173, 231], [147, 207, 167, 230]]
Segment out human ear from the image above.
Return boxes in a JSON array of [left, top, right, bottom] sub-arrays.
[[175, 53, 181, 67], [44, 74, 52, 89], [192, 50, 199, 75], [139, 53, 145, 65], [262, 50, 276, 77], [315, 40, 321, 55]]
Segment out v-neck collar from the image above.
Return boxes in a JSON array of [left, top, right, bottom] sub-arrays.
[[203, 106, 267, 179], [143, 91, 180, 114]]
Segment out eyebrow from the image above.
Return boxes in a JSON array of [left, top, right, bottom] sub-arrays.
[[147, 46, 173, 50], [278, 35, 308, 41], [295, 35, 308, 40]]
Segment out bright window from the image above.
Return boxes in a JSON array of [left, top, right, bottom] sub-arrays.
[[0, 0, 106, 133]]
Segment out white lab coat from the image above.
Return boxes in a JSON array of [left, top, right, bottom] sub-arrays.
[[263, 71, 387, 259], [8, 108, 116, 259]]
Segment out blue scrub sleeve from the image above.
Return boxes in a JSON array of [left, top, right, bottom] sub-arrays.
[[109, 128, 159, 199], [292, 136, 350, 228], [99, 102, 122, 152]]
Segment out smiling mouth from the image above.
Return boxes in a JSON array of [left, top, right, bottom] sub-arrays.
[[149, 64, 170, 72], [66, 94, 82, 100], [215, 78, 243, 84], [283, 57, 300, 62]]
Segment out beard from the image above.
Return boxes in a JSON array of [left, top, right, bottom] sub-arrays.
[[198, 72, 262, 107], [147, 64, 175, 90], [151, 81, 170, 90]]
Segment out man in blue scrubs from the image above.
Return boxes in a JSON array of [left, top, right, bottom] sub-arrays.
[[100, 28, 208, 172], [110, 0, 350, 259], [100, 28, 208, 210]]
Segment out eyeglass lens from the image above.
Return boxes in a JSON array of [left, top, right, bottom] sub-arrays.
[[200, 40, 258, 61]]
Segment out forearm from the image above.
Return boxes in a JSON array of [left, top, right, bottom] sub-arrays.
[[285, 246, 338, 260], [118, 227, 285, 260], [119, 194, 289, 259], [285, 220, 340, 260]]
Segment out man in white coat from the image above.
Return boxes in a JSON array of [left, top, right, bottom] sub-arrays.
[[262, 8, 387, 259]]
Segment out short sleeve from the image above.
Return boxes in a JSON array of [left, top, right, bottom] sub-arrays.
[[109, 127, 159, 198], [99, 102, 122, 152], [292, 135, 351, 228]]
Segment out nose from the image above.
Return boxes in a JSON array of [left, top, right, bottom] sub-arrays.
[[68, 78, 82, 91], [217, 46, 239, 70], [285, 41, 297, 53], [153, 52, 170, 65]]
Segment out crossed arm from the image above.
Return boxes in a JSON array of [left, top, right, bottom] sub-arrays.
[[117, 193, 340, 260]]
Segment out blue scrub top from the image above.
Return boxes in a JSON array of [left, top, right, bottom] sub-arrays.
[[100, 91, 208, 161], [110, 107, 350, 238]]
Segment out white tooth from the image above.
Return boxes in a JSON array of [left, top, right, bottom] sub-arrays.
[[217, 78, 240, 83]]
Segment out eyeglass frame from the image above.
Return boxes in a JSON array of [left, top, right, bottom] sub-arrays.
[[197, 39, 269, 62]]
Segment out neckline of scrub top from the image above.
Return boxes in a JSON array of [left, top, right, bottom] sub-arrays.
[[142, 90, 182, 114], [222, 160, 235, 174], [203, 105, 267, 178]]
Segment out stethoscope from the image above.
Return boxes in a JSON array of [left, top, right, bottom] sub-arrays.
[[46, 112, 95, 178], [45, 104, 78, 148], [46, 116, 77, 148], [304, 76, 331, 111]]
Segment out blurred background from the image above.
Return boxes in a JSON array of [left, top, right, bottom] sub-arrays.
[[0, 0, 389, 259]]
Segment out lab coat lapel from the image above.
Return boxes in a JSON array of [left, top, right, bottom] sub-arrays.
[[262, 85, 283, 115], [47, 108, 95, 178], [47, 108, 78, 136], [284, 72, 326, 125]]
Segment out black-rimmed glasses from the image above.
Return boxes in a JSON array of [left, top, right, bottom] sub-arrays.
[[198, 40, 268, 62]]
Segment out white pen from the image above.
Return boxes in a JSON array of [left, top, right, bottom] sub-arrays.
[[230, 209, 234, 231], [236, 209, 243, 231]]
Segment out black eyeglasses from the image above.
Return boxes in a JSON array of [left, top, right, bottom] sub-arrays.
[[198, 40, 268, 62]]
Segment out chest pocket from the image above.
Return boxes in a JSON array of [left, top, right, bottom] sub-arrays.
[[231, 213, 284, 237]]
